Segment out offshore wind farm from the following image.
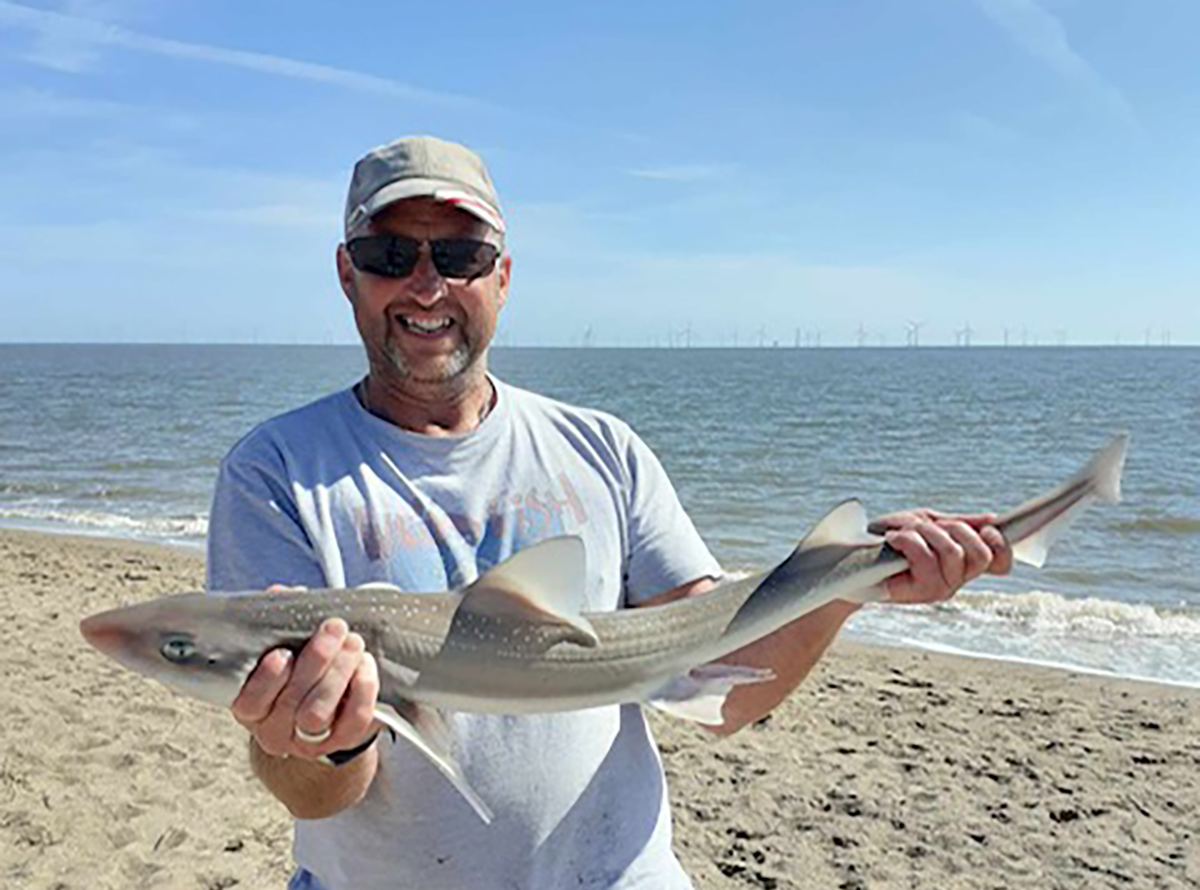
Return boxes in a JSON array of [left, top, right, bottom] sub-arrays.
[[558, 323, 1184, 349]]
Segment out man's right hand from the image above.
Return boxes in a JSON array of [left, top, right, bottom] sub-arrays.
[[231, 615, 383, 761]]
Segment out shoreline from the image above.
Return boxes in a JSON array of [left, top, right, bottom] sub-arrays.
[[0, 518, 207, 553], [3, 526, 1199, 888]]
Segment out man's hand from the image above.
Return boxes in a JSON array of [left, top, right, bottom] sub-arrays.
[[869, 510, 1013, 604], [231, 616, 382, 761]]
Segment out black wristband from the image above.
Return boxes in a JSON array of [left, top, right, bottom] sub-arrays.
[[324, 731, 380, 766]]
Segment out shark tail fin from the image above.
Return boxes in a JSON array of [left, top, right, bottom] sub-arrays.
[[1090, 432, 1128, 504], [1005, 433, 1129, 569]]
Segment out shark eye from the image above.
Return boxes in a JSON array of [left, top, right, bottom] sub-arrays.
[[160, 636, 198, 663]]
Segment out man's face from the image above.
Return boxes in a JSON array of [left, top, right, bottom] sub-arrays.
[[337, 197, 510, 388]]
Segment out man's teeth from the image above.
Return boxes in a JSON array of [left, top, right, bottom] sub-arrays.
[[400, 317, 453, 333]]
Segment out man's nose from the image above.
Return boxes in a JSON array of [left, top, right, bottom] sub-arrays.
[[406, 251, 446, 306]]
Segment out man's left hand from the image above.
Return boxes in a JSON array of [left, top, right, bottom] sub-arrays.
[[869, 510, 1013, 604]]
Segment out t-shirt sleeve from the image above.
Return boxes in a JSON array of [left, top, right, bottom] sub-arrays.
[[205, 435, 328, 593], [621, 429, 722, 604]]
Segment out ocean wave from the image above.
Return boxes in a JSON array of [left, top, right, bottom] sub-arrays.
[[716, 569, 1200, 642], [0, 505, 208, 540], [97, 458, 186, 472], [935, 588, 1200, 639], [1115, 517, 1200, 535], [76, 485, 165, 500], [0, 481, 62, 496]]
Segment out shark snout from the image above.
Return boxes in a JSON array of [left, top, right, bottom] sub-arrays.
[[80, 612, 132, 657]]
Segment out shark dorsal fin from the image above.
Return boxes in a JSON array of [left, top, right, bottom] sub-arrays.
[[457, 536, 598, 647], [796, 500, 878, 550]]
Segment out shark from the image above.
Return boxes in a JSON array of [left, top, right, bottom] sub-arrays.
[[80, 433, 1128, 821]]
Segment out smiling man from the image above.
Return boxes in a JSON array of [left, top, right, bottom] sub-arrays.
[[206, 136, 1010, 890]]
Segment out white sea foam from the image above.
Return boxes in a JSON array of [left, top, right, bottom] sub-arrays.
[[937, 588, 1200, 639], [719, 561, 1200, 686], [0, 505, 208, 540]]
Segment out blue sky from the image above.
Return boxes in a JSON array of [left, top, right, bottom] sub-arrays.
[[1, 0, 1196, 346]]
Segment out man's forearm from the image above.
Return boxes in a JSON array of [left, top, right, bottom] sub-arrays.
[[249, 736, 380, 820], [709, 598, 862, 736]]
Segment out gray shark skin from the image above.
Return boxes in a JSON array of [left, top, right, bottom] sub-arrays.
[[80, 434, 1128, 821]]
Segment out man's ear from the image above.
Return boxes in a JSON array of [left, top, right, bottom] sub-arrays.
[[495, 254, 512, 309], [336, 243, 356, 302]]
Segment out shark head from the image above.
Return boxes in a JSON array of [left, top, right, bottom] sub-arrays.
[[80, 593, 285, 708]]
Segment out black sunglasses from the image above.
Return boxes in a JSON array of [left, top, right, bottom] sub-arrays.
[[346, 235, 501, 281]]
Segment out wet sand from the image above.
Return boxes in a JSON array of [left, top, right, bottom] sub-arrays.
[[2, 528, 1196, 889]]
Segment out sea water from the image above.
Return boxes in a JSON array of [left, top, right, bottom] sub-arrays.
[[2, 344, 1197, 685]]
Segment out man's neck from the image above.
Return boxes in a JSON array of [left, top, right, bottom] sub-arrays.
[[358, 368, 495, 437]]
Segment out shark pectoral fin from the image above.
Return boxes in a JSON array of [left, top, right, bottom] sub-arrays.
[[457, 536, 599, 648], [370, 658, 492, 820], [646, 663, 775, 725], [377, 656, 421, 689], [372, 699, 494, 824]]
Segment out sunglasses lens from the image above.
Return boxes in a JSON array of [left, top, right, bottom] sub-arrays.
[[432, 240, 500, 280], [347, 236, 498, 280], [348, 236, 419, 277]]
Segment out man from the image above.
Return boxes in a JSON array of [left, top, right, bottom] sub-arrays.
[[207, 135, 1011, 890]]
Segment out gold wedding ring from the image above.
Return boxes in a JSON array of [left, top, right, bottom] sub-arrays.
[[294, 725, 333, 744]]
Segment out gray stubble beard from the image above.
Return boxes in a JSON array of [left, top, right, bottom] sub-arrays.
[[381, 333, 474, 383]]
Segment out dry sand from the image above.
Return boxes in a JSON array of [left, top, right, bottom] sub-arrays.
[[2, 528, 1197, 890]]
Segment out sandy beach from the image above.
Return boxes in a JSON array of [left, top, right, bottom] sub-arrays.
[[2, 527, 1196, 890]]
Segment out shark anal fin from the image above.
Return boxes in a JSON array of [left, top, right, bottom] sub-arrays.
[[647, 663, 775, 725]]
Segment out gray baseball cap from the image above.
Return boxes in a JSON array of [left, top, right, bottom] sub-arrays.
[[343, 136, 504, 237]]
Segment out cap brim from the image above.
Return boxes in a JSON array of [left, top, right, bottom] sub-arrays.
[[351, 178, 504, 234]]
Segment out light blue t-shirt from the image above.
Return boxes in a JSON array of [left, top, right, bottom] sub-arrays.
[[206, 377, 722, 890]]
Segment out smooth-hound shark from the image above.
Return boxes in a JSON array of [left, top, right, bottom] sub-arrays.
[[81, 434, 1128, 820]]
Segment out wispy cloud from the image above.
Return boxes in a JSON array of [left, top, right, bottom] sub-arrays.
[[0, 0, 487, 109], [626, 163, 737, 182], [969, 0, 1137, 130], [971, 0, 1138, 130]]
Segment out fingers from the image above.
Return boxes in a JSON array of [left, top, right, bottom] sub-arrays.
[[293, 637, 379, 755], [322, 652, 382, 753], [883, 512, 1009, 604], [234, 617, 380, 760], [232, 648, 295, 728], [941, 520, 993, 583], [885, 522, 960, 604], [980, 524, 1014, 576]]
